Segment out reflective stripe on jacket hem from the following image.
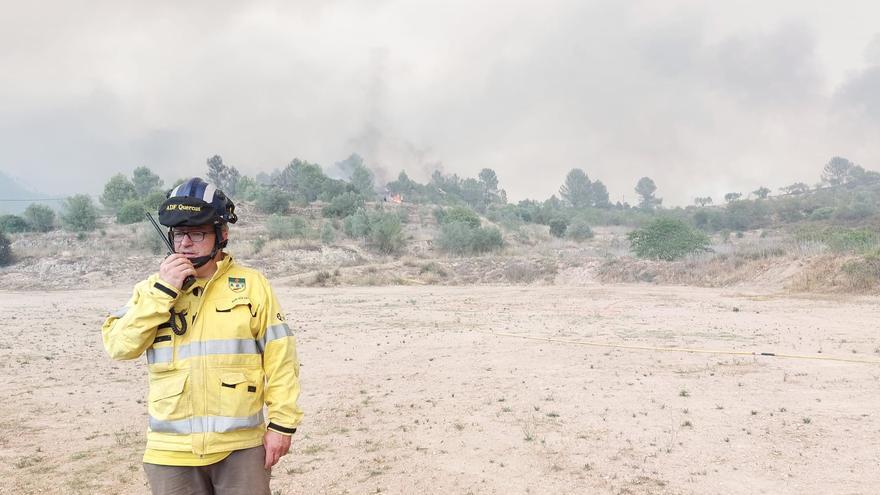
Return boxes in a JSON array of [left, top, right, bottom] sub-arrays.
[[149, 412, 265, 434]]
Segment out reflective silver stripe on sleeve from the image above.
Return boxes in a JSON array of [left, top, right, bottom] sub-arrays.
[[258, 323, 292, 353], [110, 306, 128, 318], [149, 412, 265, 434], [147, 339, 263, 364]]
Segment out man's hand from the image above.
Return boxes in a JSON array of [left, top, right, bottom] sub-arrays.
[[159, 254, 197, 290], [263, 430, 292, 469]]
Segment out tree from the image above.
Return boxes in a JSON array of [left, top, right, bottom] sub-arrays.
[[635, 177, 661, 210], [132, 166, 164, 197], [724, 192, 742, 203], [386, 170, 419, 197], [478, 168, 501, 205], [479, 168, 499, 192], [752, 187, 771, 199], [779, 182, 809, 195], [61, 194, 99, 231], [206, 155, 241, 197], [560, 169, 592, 208], [278, 159, 326, 203], [23, 203, 55, 232], [350, 164, 375, 198], [591, 180, 610, 208], [460, 178, 485, 211], [694, 196, 713, 207], [100, 174, 137, 211], [821, 156, 854, 186]]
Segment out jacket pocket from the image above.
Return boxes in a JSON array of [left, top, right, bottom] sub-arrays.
[[217, 369, 263, 419], [212, 298, 257, 338], [148, 371, 189, 420], [215, 298, 254, 315]]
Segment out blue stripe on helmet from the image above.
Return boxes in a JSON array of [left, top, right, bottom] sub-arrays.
[[174, 178, 212, 199], [192, 180, 206, 199]]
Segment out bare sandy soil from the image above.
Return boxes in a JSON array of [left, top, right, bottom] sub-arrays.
[[1, 283, 879, 494]]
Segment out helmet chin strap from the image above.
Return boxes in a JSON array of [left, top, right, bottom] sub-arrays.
[[169, 224, 225, 270], [189, 253, 215, 268]]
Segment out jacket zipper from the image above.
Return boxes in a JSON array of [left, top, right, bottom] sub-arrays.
[[195, 258, 230, 455]]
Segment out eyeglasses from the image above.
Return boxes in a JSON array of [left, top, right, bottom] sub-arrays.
[[171, 230, 211, 243]]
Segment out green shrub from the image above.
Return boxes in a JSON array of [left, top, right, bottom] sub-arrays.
[[442, 206, 481, 228], [23, 204, 55, 232], [627, 218, 711, 261], [0, 214, 29, 233], [370, 213, 405, 254], [840, 251, 880, 291], [100, 174, 137, 211], [809, 207, 834, 221], [437, 221, 503, 255], [143, 190, 167, 212], [0, 231, 12, 265], [395, 207, 410, 224], [236, 176, 261, 201], [61, 194, 99, 232], [486, 205, 524, 231], [419, 262, 448, 276], [795, 226, 880, 254], [471, 225, 503, 252], [252, 236, 266, 254], [116, 200, 145, 224], [343, 209, 372, 239], [255, 188, 289, 214], [266, 214, 308, 240], [134, 223, 165, 255], [320, 222, 336, 244], [322, 191, 364, 218], [567, 218, 594, 241], [549, 218, 568, 238], [834, 203, 874, 221]]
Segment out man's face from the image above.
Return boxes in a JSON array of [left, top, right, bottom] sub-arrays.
[[171, 225, 216, 259]]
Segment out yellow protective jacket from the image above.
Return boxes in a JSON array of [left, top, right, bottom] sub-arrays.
[[102, 255, 302, 455]]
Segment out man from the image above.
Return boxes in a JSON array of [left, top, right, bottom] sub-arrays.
[[102, 177, 302, 494]]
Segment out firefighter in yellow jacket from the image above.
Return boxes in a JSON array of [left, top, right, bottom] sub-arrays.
[[102, 177, 302, 494]]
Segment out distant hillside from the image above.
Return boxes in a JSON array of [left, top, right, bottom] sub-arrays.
[[0, 171, 52, 214]]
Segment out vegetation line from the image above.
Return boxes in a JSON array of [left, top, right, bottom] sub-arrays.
[[484, 331, 880, 365]]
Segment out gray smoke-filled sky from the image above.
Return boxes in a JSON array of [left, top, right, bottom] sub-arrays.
[[1, 0, 879, 205]]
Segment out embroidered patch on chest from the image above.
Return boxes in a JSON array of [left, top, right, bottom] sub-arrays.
[[228, 277, 246, 292]]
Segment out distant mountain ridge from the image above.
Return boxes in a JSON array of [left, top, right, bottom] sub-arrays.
[[0, 171, 52, 214]]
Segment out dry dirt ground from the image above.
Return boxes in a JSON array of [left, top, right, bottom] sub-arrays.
[[1, 283, 879, 494]]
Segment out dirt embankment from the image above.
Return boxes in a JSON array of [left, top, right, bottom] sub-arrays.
[[2, 222, 877, 294]]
